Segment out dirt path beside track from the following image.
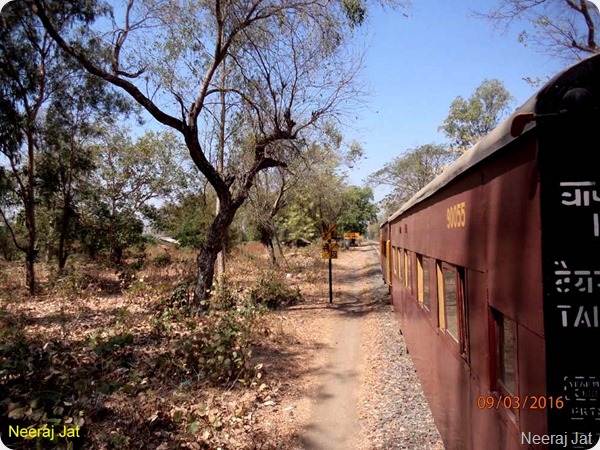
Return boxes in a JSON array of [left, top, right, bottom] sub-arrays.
[[252, 244, 444, 449], [300, 248, 366, 449]]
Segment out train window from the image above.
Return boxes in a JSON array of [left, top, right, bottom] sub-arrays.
[[438, 263, 467, 355], [397, 248, 402, 282], [437, 262, 445, 328], [417, 255, 424, 304], [404, 251, 408, 288], [493, 310, 517, 395], [443, 268, 459, 340], [386, 241, 391, 285], [417, 255, 430, 309], [406, 251, 412, 293], [392, 246, 398, 276], [422, 256, 430, 310]]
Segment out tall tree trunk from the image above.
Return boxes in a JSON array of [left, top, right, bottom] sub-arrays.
[[265, 238, 276, 266], [214, 59, 227, 281], [259, 225, 277, 266], [215, 198, 226, 278], [25, 252, 36, 295], [57, 199, 70, 272], [58, 233, 68, 272], [111, 246, 123, 266], [194, 202, 237, 306], [275, 234, 286, 264], [57, 175, 74, 273], [25, 134, 37, 295]]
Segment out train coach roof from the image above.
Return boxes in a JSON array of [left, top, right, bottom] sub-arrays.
[[385, 54, 600, 225]]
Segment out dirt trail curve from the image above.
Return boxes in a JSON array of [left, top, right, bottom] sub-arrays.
[[294, 244, 444, 450]]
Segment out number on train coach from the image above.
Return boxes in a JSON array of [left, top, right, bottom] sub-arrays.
[[447, 202, 466, 229]]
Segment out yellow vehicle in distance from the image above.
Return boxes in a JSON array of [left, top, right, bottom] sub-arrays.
[[343, 232, 361, 248]]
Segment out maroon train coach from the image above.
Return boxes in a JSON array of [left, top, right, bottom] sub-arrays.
[[380, 54, 600, 449]]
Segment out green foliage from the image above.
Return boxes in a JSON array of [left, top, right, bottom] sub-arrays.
[[152, 269, 298, 385], [0, 312, 86, 449], [34, 70, 128, 269], [152, 252, 173, 267], [88, 332, 134, 356], [77, 129, 186, 263], [0, 225, 19, 261], [50, 269, 90, 297], [439, 79, 514, 152], [277, 196, 320, 242], [276, 142, 347, 241], [249, 270, 302, 310], [210, 275, 242, 311], [154, 192, 214, 249], [481, 0, 600, 59], [116, 266, 138, 290], [176, 302, 263, 384], [369, 143, 457, 213], [337, 185, 378, 236], [0, 311, 29, 379], [168, 281, 195, 309], [342, 0, 367, 27]]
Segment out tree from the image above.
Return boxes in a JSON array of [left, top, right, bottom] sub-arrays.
[[480, 0, 600, 59], [246, 127, 356, 264], [248, 167, 292, 265], [154, 191, 216, 250], [0, 1, 80, 293], [337, 185, 378, 236], [79, 129, 186, 265], [1, 0, 108, 292], [275, 132, 359, 243], [37, 72, 132, 272], [28, 0, 389, 305], [439, 79, 514, 153], [368, 143, 456, 214], [277, 171, 347, 242], [0, 170, 21, 261]]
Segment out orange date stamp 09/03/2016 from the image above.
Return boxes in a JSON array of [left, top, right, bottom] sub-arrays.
[[476, 395, 565, 411]]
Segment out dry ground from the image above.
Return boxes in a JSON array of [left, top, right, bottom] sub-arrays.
[[0, 242, 442, 449]]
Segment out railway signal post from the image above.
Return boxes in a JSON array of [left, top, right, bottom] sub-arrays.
[[321, 223, 338, 304]]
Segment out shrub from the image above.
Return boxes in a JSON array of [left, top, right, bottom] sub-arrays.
[[116, 267, 137, 290], [0, 312, 86, 449], [152, 252, 172, 267], [210, 275, 240, 311], [177, 301, 263, 384], [164, 280, 194, 309], [248, 270, 302, 309]]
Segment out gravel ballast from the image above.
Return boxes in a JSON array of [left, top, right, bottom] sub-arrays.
[[356, 248, 445, 449]]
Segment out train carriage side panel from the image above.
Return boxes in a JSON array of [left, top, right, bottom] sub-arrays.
[[385, 54, 600, 450], [390, 131, 546, 449], [400, 171, 486, 272], [379, 222, 389, 284], [390, 169, 487, 449], [482, 132, 544, 337], [481, 131, 548, 444]]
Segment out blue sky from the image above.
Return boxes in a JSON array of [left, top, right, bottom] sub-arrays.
[[345, 0, 569, 202]]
